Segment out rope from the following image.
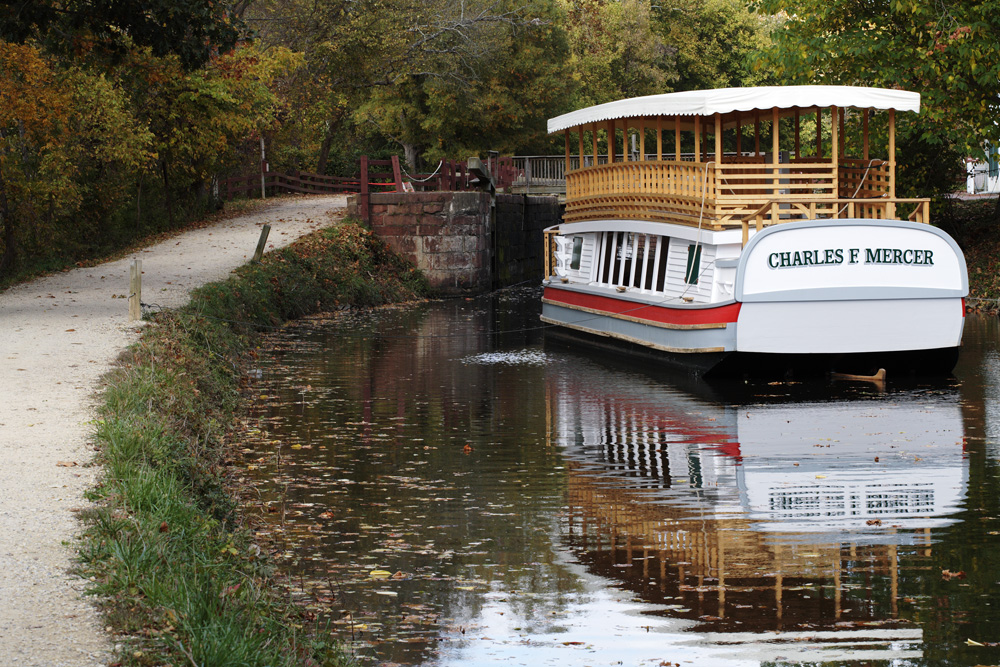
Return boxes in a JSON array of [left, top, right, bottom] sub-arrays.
[[399, 160, 444, 184]]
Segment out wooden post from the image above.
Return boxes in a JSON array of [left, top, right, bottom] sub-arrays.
[[359, 155, 370, 223], [253, 224, 271, 263], [578, 127, 584, 170], [831, 106, 839, 198], [391, 155, 403, 192], [888, 108, 897, 207], [260, 136, 266, 199], [772, 107, 780, 197], [128, 259, 142, 321]]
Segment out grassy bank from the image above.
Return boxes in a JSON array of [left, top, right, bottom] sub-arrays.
[[79, 220, 427, 666]]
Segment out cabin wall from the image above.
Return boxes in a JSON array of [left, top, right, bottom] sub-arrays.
[[350, 191, 558, 295]]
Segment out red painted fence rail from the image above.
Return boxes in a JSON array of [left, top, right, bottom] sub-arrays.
[[220, 155, 520, 201]]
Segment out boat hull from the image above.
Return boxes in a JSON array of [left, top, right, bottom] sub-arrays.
[[542, 218, 968, 377]]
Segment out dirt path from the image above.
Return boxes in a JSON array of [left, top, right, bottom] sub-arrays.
[[0, 195, 346, 666]]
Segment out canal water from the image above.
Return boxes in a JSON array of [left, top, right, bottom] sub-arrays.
[[243, 289, 1000, 666]]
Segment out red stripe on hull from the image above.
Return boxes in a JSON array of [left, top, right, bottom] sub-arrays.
[[544, 286, 741, 326]]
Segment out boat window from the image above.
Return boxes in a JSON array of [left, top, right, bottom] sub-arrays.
[[685, 244, 702, 285], [570, 236, 584, 270]]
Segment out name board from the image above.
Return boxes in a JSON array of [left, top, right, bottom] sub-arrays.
[[767, 247, 934, 269]]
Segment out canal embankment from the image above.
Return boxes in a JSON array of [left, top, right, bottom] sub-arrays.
[[78, 217, 428, 666], [0, 194, 359, 667]]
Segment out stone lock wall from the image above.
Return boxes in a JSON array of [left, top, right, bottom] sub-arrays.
[[349, 191, 560, 296]]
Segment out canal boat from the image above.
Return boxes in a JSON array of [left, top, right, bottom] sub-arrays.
[[540, 86, 968, 377]]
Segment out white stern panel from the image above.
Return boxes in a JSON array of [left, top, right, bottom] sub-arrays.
[[736, 298, 964, 353]]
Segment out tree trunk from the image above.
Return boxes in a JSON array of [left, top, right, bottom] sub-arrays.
[[316, 131, 333, 176], [402, 143, 421, 173], [0, 164, 16, 277], [161, 156, 174, 227]]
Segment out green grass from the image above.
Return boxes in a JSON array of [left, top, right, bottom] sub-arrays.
[[79, 219, 428, 666]]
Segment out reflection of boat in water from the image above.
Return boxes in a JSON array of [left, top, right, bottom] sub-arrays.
[[547, 358, 966, 655]]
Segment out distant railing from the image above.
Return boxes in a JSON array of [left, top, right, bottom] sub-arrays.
[[220, 155, 521, 202]]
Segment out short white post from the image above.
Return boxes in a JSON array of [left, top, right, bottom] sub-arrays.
[[128, 259, 142, 321]]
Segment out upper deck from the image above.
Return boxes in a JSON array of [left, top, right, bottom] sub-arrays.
[[548, 86, 930, 242]]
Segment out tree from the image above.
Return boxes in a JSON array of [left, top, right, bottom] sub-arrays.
[[755, 0, 1000, 198], [353, 0, 573, 167], [659, 0, 773, 91], [558, 0, 677, 107], [0, 0, 244, 71]]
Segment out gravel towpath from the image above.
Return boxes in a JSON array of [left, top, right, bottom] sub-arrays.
[[0, 195, 346, 666]]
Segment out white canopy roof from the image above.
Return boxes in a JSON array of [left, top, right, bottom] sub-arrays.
[[547, 85, 921, 134]]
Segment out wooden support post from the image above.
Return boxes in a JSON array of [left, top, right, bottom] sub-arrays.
[[772, 107, 780, 197], [831, 107, 839, 198], [771, 107, 780, 161], [578, 127, 584, 170], [888, 108, 897, 205], [128, 259, 142, 321], [359, 155, 370, 223], [253, 224, 271, 263], [391, 155, 403, 192]]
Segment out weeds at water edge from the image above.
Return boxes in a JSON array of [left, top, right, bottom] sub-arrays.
[[78, 220, 427, 666]]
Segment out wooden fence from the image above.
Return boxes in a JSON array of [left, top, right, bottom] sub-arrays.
[[220, 155, 521, 202]]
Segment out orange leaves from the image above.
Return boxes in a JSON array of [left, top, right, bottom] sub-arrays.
[[0, 41, 69, 137]]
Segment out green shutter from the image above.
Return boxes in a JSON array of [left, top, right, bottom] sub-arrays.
[[685, 244, 702, 285]]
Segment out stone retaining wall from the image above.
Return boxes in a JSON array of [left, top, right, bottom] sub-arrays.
[[349, 191, 560, 296]]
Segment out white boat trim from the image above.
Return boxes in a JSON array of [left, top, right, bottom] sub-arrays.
[[540, 297, 729, 330], [548, 85, 920, 133]]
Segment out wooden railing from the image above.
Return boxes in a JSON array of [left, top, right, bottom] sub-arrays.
[[740, 198, 931, 244], [564, 160, 925, 229]]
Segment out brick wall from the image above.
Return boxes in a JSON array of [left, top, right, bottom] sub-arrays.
[[350, 191, 559, 296]]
